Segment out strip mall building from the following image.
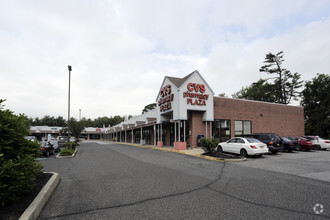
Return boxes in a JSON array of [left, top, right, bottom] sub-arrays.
[[108, 70, 304, 149]]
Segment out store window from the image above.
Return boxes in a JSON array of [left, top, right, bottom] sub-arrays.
[[212, 119, 231, 142], [234, 120, 251, 136]]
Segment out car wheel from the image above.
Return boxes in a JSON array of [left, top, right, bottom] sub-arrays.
[[317, 145, 321, 150], [46, 151, 50, 157], [217, 146, 223, 153], [272, 151, 278, 154], [240, 149, 248, 157]]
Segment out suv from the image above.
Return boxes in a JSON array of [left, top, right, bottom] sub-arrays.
[[252, 133, 284, 154]]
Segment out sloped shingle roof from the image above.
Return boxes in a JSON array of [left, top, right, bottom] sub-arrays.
[[166, 71, 195, 88]]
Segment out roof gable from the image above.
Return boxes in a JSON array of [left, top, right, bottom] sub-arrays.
[[166, 71, 194, 88]]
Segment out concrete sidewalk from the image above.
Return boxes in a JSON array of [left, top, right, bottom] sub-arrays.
[[162, 146, 205, 155], [85, 140, 204, 155], [85, 140, 246, 162]]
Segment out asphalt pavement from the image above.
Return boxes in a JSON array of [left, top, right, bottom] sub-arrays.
[[38, 141, 330, 219]]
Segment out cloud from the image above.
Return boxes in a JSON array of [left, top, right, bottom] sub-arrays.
[[0, 0, 329, 119]]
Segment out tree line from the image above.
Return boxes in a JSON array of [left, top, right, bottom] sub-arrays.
[[28, 115, 129, 128], [226, 51, 329, 138]]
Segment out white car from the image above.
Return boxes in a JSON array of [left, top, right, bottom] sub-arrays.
[[217, 137, 269, 157], [306, 136, 330, 150]]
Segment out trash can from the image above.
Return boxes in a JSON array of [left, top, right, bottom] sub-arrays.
[[197, 134, 204, 147]]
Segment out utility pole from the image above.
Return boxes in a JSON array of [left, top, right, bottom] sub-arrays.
[[68, 65, 72, 133]]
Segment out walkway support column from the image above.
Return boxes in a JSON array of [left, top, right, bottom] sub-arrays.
[[140, 127, 143, 145], [210, 122, 212, 138], [131, 129, 134, 144], [184, 120, 186, 142], [174, 121, 177, 142], [154, 124, 156, 146], [157, 123, 164, 148], [206, 121, 208, 138], [173, 120, 187, 150], [178, 121, 181, 142]]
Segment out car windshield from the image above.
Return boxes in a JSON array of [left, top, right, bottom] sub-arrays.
[[282, 137, 291, 142], [246, 138, 262, 143]]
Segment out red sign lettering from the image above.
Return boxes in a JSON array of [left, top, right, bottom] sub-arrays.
[[187, 83, 205, 93], [160, 84, 171, 97], [159, 84, 173, 112]]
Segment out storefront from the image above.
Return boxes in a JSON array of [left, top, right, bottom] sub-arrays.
[[108, 70, 304, 149]]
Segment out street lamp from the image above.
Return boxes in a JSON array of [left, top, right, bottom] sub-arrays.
[[68, 65, 72, 132]]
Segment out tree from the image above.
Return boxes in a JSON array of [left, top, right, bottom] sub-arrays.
[[68, 118, 85, 140], [142, 103, 157, 114], [80, 117, 93, 128], [301, 73, 330, 138], [218, 93, 227, 97], [109, 115, 124, 126], [29, 115, 66, 126], [232, 79, 276, 102], [260, 51, 303, 104], [92, 116, 112, 128], [0, 99, 42, 205]]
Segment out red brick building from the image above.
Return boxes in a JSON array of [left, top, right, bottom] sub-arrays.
[[108, 71, 304, 149]]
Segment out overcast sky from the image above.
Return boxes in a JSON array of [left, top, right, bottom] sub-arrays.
[[1, 0, 330, 120]]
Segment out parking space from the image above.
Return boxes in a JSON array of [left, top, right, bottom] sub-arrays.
[[234, 150, 330, 182]]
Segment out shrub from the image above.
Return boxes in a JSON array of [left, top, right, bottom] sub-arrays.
[[60, 148, 75, 156], [0, 100, 43, 206], [200, 137, 219, 153], [64, 141, 79, 150]]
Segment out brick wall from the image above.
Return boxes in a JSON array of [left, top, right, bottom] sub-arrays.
[[189, 111, 212, 148], [213, 97, 304, 137]]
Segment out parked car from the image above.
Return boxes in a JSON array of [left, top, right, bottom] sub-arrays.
[[24, 136, 37, 142], [287, 136, 314, 151], [303, 136, 330, 150], [40, 141, 54, 157], [217, 137, 269, 157], [49, 139, 60, 152], [57, 136, 68, 147], [281, 137, 300, 152], [316, 137, 330, 150], [284, 136, 301, 151], [252, 133, 283, 154]]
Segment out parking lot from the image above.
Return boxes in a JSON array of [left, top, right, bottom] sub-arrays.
[[234, 150, 330, 182]]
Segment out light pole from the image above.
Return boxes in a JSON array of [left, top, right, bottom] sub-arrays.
[[68, 65, 72, 133], [79, 109, 81, 121]]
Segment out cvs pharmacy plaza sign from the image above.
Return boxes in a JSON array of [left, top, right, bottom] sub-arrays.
[[184, 83, 209, 106]]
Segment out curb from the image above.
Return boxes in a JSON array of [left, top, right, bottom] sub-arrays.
[[56, 148, 78, 158], [19, 172, 59, 220], [113, 142, 246, 162]]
